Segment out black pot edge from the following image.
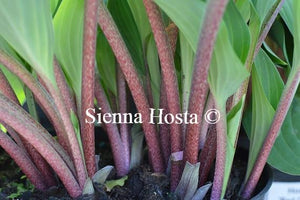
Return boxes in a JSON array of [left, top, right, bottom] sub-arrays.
[[251, 164, 273, 200]]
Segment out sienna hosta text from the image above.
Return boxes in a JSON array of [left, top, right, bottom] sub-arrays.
[[85, 108, 220, 125]]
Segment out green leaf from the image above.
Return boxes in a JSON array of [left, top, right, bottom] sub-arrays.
[[224, 0, 250, 64], [0, 66, 25, 105], [222, 96, 245, 197], [235, 0, 251, 22], [262, 42, 288, 66], [252, 0, 278, 22], [108, 0, 145, 75], [0, 0, 55, 84], [105, 176, 128, 192], [127, 0, 152, 46], [208, 24, 249, 104], [280, 0, 293, 35], [53, 0, 84, 102], [246, 67, 275, 179], [293, 0, 300, 68], [254, 49, 284, 108]]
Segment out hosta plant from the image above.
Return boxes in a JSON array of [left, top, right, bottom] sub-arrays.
[[0, 0, 300, 199]]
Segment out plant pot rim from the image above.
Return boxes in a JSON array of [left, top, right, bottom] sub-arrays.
[[250, 164, 273, 200]]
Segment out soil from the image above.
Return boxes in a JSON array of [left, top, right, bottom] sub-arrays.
[[0, 128, 269, 200]]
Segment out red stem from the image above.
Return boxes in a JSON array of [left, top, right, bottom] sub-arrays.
[[199, 94, 214, 149], [159, 81, 170, 167], [54, 59, 77, 115], [97, 1, 164, 172], [0, 131, 47, 190], [117, 69, 130, 174], [81, 0, 99, 177], [0, 69, 56, 187], [0, 94, 81, 197], [241, 69, 300, 199], [198, 124, 217, 187], [95, 79, 128, 176], [184, 0, 229, 164], [211, 104, 227, 200], [143, 0, 182, 189], [0, 49, 69, 153]]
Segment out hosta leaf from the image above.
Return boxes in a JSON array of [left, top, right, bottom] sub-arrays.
[[108, 0, 145, 76], [235, 0, 251, 22], [53, 0, 84, 102], [222, 96, 245, 197], [208, 24, 249, 104], [252, 0, 278, 22], [224, 0, 250, 64], [0, 0, 55, 84], [254, 50, 284, 108], [246, 67, 275, 179], [280, 0, 293, 35], [0, 37, 25, 104], [265, 0, 300, 174], [127, 0, 152, 46], [0, 66, 25, 105], [262, 43, 288, 66], [293, 0, 300, 68]]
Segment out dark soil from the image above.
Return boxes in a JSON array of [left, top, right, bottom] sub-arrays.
[[0, 128, 269, 200]]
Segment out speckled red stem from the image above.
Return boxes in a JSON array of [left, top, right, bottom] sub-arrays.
[[0, 94, 82, 198], [0, 68, 56, 187], [0, 49, 69, 152], [117, 70, 130, 174], [159, 23, 178, 167], [211, 104, 227, 200], [54, 59, 77, 115], [81, 0, 99, 178], [143, 0, 182, 161], [199, 124, 217, 187], [46, 84, 87, 189], [0, 131, 47, 190], [242, 69, 300, 199], [143, 0, 182, 189], [0, 49, 83, 188], [98, 2, 164, 172], [199, 94, 214, 149], [184, 0, 229, 164], [159, 81, 170, 167], [95, 79, 128, 176], [166, 23, 178, 55]]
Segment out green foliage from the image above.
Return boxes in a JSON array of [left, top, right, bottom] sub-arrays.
[[0, 0, 55, 84], [53, 0, 84, 102], [108, 0, 145, 76]]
